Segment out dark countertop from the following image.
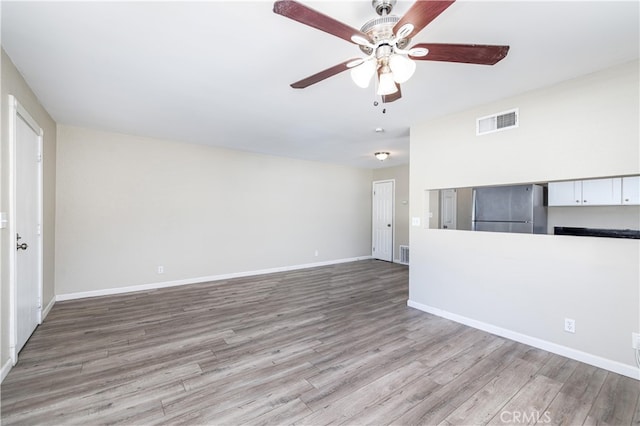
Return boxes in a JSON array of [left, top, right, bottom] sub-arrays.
[[554, 227, 640, 239]]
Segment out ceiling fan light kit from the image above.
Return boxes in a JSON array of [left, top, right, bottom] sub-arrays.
[[273, 0, 510, 103], [377, 67, 398, 95], [351, 59, 377, 88], [388, 53, 416, 84]]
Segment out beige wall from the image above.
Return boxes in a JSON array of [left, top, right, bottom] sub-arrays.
[[1, 49, 57, 372], [55, 126, 373, 296], [409, 60, 639, 375], [373, 164, 409, 262], [455, 187, 473, 231]]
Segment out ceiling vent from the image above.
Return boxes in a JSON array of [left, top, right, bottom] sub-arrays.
[[476, 108, 519, 136]]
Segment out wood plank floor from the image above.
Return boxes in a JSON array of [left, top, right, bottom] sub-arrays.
[[1, 260, 638, 425]]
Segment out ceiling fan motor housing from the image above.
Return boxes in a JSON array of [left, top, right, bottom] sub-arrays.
[[372, 0, 396, 16], [359, 15, 410, 55]]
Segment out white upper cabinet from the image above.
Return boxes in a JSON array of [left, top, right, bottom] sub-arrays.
[[548, 181, 581, 206], [549, 177, 634, 206], [622, 176, 640, 205], [581, 177, 622, 205]]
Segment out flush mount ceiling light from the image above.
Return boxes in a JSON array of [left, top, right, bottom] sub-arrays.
[[375, 152, 390, 161], [274, 0, 510, 104]]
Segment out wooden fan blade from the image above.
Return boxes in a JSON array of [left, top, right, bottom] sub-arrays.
[[382, 84, 402, 103], [393, 1, 456, 39], [290, 58, 361, 88], [409, 43, 510, 65], [274, 0, 369, 44]]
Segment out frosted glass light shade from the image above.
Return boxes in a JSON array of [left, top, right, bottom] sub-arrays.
[[374, 152, 389, 161], [350, 60, 376, 88], [377, 71, 398, 95], [388, 54, 416, 84]]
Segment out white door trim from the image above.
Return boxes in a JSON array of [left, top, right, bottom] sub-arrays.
[[372, 179, 395, 262], [8, 95, 44, 365]]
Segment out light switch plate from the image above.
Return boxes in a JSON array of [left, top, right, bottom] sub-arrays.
[[412, 217, 421, 226]]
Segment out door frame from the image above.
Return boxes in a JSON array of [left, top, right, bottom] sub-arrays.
[[8, 95, 44, 365], [372, 179, 395, 262]]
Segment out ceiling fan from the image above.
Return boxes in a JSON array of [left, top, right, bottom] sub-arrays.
[[273, 0, 510, 103]]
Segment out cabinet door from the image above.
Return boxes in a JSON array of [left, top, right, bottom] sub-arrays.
[[581, 178, 622, 205], [548, 181, 581, 206], [622, 176, 640, 205]]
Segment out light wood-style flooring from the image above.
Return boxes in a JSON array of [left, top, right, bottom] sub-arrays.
[[1, 260, 639, 425]]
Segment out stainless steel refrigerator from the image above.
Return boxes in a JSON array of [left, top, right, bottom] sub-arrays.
[[472, 184, 547, 234]]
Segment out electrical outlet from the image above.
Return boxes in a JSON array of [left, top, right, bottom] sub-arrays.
[[314, 250, 319, 257], [632, 332, 640, 349], [157, 266, 164, 274], [564, 318, 576, 334]]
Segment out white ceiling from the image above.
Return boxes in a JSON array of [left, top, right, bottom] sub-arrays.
[[2, 1, 638, 169]]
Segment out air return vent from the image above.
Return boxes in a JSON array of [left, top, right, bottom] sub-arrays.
[[399, 245, 409, 265], [476, 108, 519, 135]]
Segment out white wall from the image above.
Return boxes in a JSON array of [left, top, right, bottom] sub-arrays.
[[55, 126, 373, 296], [548, 205, 640, 234], [409, 60, 640, 377], [1, 49, 57, 378], [414, 61, 639, 189]]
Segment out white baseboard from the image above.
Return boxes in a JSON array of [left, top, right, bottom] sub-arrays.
[[57, 256, 372, 302], [1, 357, 12, 383], [407, 299, 640, 381], [42, 297, 55, 319]]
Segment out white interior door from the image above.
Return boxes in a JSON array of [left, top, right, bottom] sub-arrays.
[[372, 180, 394, 262], [441, 189, 457, 230], [13, 99, 43, 356]]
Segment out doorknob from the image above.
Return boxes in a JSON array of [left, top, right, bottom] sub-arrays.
[[387, 224, 391, 227], [16, 233, 27, 250]]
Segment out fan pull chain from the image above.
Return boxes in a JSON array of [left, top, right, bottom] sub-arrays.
[[372, 73, 378, 107], [371, 76, 385, 113]]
